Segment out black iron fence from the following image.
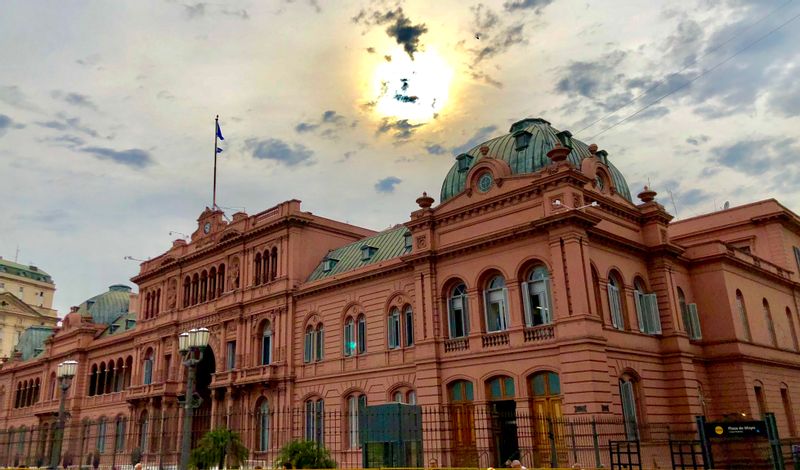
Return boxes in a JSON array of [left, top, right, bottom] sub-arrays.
[[0, 406, 696, 469]]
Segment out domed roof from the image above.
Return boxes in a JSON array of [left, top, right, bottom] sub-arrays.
[[76, 284, 132, 325], [440, 118, 632, 203]]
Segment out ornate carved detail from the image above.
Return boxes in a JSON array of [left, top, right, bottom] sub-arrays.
[[416, 235, 427, 249], [228, 256, 241, 290], [166, 278, 177, 310]]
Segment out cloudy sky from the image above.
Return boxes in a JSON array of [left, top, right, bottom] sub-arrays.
[[2, 0, 799, 314]]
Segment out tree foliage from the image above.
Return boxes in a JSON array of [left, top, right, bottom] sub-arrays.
[[189, 428, 249, 470], [274, 440, 337, 469]]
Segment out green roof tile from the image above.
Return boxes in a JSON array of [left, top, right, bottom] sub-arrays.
[[308, 226, 408, 281], [76, 285, 132, 325], [0, 258, 53, 284], [15, 326, 55, 361]]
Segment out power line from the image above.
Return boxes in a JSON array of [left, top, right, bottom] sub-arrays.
[[587, 8, 800, 141], [575, 0, 794, 135]]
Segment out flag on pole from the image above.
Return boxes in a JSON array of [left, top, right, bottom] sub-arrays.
[[216, 147, 224, 153], [216, 121, 225, 141]]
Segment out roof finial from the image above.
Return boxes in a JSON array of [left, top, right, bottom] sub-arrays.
[[637, 185, 657, 203], [416, 192, 434, 209]]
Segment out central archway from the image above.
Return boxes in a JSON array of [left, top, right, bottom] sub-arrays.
[[192, 346, 216, 446]]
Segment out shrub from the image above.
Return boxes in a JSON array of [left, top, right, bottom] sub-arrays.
[[189, 428, 248, 470], [130, 448, 142, 466], [274, 441, 336, 469]]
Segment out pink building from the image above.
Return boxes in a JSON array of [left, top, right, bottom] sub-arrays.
[[1, 118, 799, 468]]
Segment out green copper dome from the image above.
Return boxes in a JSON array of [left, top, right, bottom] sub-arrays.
[[76, 284, 132, 325], [440, 118, 632, 203]]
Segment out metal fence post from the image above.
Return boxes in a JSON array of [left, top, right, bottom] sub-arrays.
[[569, 420, 578, 463], [547, 416, 557, 468], [695, 415, 714, 469], [765, 412, 785, 470], [591, 416, 601, 468]]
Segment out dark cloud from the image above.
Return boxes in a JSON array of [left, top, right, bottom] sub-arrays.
[[353, 7, 428, 59], [294, 110, 349, 139], [472, 23, 526, 64], [425, 144, 446, 155], [376, 119, 424, 141], [712, 137, 800, 176], [35, 113, 103, 138], [51, 91, 97, 110], [452, 125, 499, 155], [321, 110, 344, 124], [80, 146, 154, 169], [0, 85, 40, 112], [184, 3, 206, 18], [295, 122, 319, 133], [503, 0, 554, 12], [555, 51, 628, 99], [38, 134, 85, 148], [0, 114, 25, 137], [686, 135, 710, 146], [374, 176, 402, 193], [245, 138, 315, 166]]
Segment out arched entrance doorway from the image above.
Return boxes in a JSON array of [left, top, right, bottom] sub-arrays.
[[191, 346, 215, 446]]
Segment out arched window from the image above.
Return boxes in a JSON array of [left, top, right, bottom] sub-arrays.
[[217, 264, 226, 295], [735, 290, 752, 341], [254, 252, 262, 286], [787, 307, 799, 352], [271, 247, 278, 281], [591, 265, 603, 319], [393, 391, 404, 403], [15, 382, 21, 408], [448, 283, 469, 338], [89, 364, 98, 396], [634, 278, 661, 334], [304, 326, 314, 363], [145, 292, 151, 319], [343, 317, 355, 357], [97, 417, 107, 453], [608, 273, 624, 330], [357, 314, 367, 354], [486, 376, 515, 400], [115, 417, 126, 452], [200, 270, 208, 303], [183, 276, 190, 308], [484, 276, 509, 332], [529, 371, 562, 420], [191, 273, 199, 305], [105, 361, 115, 394], [262, 250, 270, 285], [257, 400, 270, 451], [763, 299, 777, 347], [388, 308, 401, 349], [315, 324, 324, 361], [522, 266, 553, 327], [143, 349, 154, 385], [619, 374, 640, 440], [115, 358, 124, 392], [304, 398, 324, 444], [407, 390, 416, 405], [138, 411, 148, 452], [781, 384, 797, 437], [677, 287, 688, 331], [209, 267, 217, 300], [49, 371, 56, 400], [124, 356, 133, 389], [155, 289, 161, 315], [261, 321, 273, 365], [98, 363, 107, 396], [346, 393, 367, 449], [34, 378, 40, 404]]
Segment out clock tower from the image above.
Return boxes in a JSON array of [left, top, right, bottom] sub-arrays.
[[191, 206, 225, 241]]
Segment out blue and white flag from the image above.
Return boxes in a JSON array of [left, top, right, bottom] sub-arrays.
[[216, 121, 225, 141], [216, 147, 224, 154]]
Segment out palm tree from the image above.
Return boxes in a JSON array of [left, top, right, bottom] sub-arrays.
[[189, 428, 249, 470], [274, 440, 336, 469]]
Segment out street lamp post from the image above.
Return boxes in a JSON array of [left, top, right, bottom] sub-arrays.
[[179, 328, 210, 470], [49, 360, 78, 470]]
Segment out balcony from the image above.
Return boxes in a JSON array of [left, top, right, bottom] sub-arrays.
[[125, 381, 180, 402], [482, 331, 510, 348], [444, 337, 469, 353], [232, 364, 278, 386], [211, 370, 234, 388], [523, 324, 555, 343]]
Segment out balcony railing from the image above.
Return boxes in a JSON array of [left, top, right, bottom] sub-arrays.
[[482, 331, 509, 348], [234, 364, 276, 385], [524, 324, 555, 342], [444, 337, 469, 353]]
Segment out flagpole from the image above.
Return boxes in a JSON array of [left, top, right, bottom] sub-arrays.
[[213, 114, 218, 210]]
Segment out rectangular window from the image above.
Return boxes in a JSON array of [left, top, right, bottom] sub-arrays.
[[143, 359, 152, 385], [687, 303, 702, 340], [315, 326, 324, 361], [261, 334, 272, 365], [97, 420, 107, 453], [348, 396, 359, 448], [305, 400, 315, 441], [793, 246, 800, 273], [163, 355, 171, 382], [781, 388, 797, 437], [635, 292, 662, 335], [388, 312, 400, 349], [484, 289, 508, 332], [404, 308, 414, 346], [608, 284, 624, 330], [226, 341, 236, 370], [522, 280, 553, 327], [315, 400, 325, 444], [115, 419, 125, 452]]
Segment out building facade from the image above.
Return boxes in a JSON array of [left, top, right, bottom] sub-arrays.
[[0, 118, 799, 468], [0, 258, 58, 359]]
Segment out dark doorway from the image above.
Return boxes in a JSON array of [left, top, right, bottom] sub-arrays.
[[489, 400, 519, 466], [192, 346, 215, 447]]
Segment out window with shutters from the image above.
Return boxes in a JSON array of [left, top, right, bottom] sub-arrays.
[[633, 279, 661, 335], [608, 274, 624, 330], [619, 376, 640, 440], [388, 308, 401, 349], [304, 326, 314, 363], [343, 317, 355, 357], [522, 266, 553, 327], [305, 398, 325, 444], [484, 275, 509, 332], [357, 315, 367, 354], [448, 283, 469, 338], [404, 306, 414, 346], [687, 304, 702, 340], [315, 324, 324, 361]]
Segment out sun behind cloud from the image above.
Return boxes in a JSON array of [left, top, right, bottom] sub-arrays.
[[369, 47, 454, 124]]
